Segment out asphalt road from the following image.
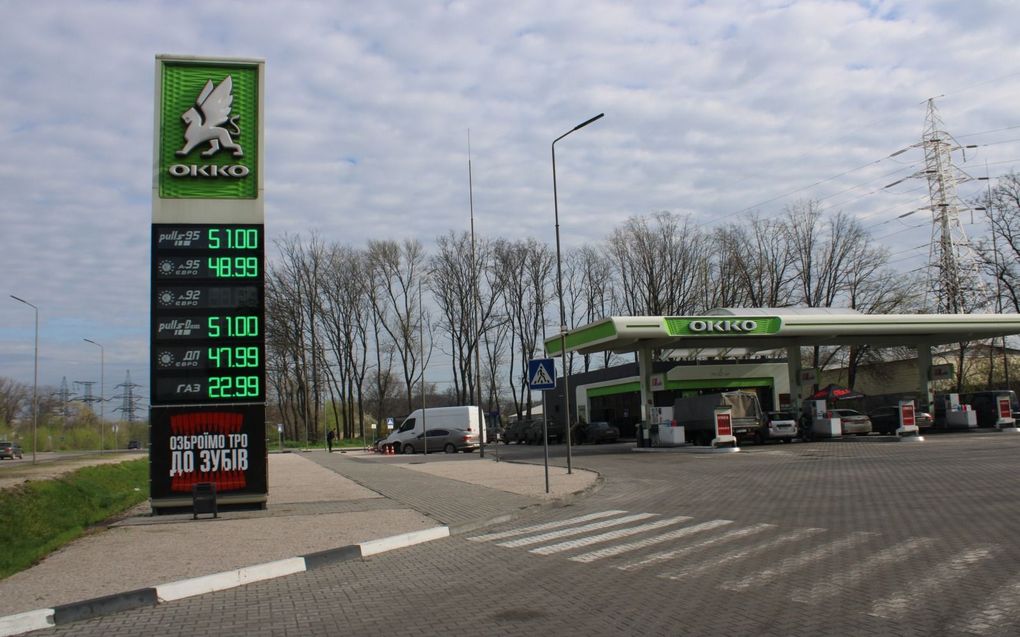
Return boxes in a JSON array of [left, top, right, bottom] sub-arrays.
[[33, 432, 1020, 636]]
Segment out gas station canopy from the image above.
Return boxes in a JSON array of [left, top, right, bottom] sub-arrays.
[[545, 309, 1020, 355], [544, 308, 1020, 421]]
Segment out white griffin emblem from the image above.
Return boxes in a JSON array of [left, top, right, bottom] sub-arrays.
[[176, 76, 243, 158]]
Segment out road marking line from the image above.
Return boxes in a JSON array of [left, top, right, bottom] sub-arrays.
[[497, 513, 659, 548], [869, 547, 995, 619], [468, 510, 628, 543], [620, 523, 775, 572], [790, 537, 936, 603], [659, 527, 827, 582], [952, 578, 1020, 635], [722, 531, 876, 591], [569, 519, 732, 563], [530, 516, 693, 555]]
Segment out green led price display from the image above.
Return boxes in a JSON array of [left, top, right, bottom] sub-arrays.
[[208, 346, 260, 368], [208, 227, 258, 249], [207, 256, 259, 278], [208, 315, 259, 338], [155, 226, 262, 251], [152, 223, 264, 405], [209, 375, 260, 399], [156, 256, 260, 279]]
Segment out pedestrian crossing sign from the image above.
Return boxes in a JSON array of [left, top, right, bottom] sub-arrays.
[[528, 358, 556, 391]]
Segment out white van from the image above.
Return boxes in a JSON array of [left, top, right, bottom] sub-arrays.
[[378, 406, 484, 453]]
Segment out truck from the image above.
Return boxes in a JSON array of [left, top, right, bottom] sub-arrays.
[[671, 391, 766, 446], [377, 406, 485, 453]]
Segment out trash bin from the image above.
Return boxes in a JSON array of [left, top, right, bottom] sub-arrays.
[[192, 482, 218, 519]]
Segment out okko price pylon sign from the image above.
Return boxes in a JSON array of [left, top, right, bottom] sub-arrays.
[[150, 56, 267, 511]]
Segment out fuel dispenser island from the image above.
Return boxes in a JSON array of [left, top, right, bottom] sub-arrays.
[[712, 407, 738, 450], [804, 399, 841, 439], [942, 393, 978, 429], [895, 400, 924, 442], [995, 394, 1019, 432]]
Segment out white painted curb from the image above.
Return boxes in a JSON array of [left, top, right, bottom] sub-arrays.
[[0, 526, 453, 635], [157, 557, 308, 602], [360, 526, 451, 557], [0, 609, 54, 637]]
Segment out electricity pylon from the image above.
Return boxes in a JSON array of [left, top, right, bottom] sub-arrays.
[[920, 97, 988, 313]]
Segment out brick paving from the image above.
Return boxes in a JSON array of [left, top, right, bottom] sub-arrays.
[[307, 453, 547, 528], [26, 432, 1020, 636]]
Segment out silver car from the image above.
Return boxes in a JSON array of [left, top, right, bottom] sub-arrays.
[[830, 408, 873, 436], [764, 411, 797, 442], [400, 428, 479, 454]]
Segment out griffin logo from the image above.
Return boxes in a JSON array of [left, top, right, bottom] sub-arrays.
[[176, 76, 243, 158]]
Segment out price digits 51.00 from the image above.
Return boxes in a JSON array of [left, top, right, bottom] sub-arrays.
[[208, 227, 259, 250]]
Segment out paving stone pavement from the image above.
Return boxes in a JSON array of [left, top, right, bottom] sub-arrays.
[[0, 449, 598, 626], [12, 434, 1020, 636]]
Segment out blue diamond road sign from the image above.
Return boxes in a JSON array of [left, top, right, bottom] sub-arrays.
[[528, 358, 556, 391]]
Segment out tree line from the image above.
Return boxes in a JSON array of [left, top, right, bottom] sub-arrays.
[[267, 198, 932, 441]]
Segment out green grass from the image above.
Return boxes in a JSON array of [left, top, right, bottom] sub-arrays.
[[0, 459, 149, 579]]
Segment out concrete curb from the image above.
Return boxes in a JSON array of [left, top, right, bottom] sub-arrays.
[[0, 527, 450, 637]]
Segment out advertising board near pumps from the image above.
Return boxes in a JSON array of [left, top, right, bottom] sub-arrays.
[[150, 55, 267, 511]]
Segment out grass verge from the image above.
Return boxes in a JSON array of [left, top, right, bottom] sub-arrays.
[[0, 459, 148, 579]]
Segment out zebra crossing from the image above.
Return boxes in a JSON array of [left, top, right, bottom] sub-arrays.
[[467, 509, 1018, 635]]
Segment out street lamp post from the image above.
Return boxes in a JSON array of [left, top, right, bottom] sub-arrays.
[[10, 295, 38, 464], [83, 338, 105, 452], [552, 113, 603, 476]]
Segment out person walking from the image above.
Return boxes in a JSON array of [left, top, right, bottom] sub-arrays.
[[327, 429, 336, 453]]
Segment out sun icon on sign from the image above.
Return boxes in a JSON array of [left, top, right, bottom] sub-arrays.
[[159, 291, 176, 307], [159, 260, 176, 275], [159, 351, 175, 367]]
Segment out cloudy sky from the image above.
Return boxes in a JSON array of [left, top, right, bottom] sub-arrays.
[[2, 0, 1019, 402]]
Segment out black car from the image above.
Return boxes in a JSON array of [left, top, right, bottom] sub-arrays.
[[127, 440, 142, 450], [502, 420, 531, 444], [525, 419, 564, 445], [869, 406, 934, 435], [573, 421, 620, 444]]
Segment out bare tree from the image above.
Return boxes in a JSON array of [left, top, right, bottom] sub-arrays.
[[978, 171, 1020, 313], [493, 238, 554, 420], [318, 245, 373, 439], [0, 377, 30, 429], [367, 239, 428, 414], [608, 211, 707, 317], [714, 214, 797, 307], [429, 232, 502, 405], [565, 245, 618, 372]]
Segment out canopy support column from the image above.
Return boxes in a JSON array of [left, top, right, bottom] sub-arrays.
[[917, 344, 934, 410], [787, 343, 803, 411], [638, 347, 654, 424]]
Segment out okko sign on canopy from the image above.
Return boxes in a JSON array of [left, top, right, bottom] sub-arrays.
[[150, 56, 266, 512]]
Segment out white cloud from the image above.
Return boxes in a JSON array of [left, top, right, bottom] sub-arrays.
[[2, 0, 1019, 391]]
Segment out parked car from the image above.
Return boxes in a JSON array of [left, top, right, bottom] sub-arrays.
[[0, 441, 23, 460], [525, 419, 564, 445], [868, 405, 934, 434], [502, 420, 531, 444], [763, 411, 797, 443], [127, 440, 142, 450], [830, 408, 873, 436], [573, 421, 620, 444], [400, 428, 479, 454]]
